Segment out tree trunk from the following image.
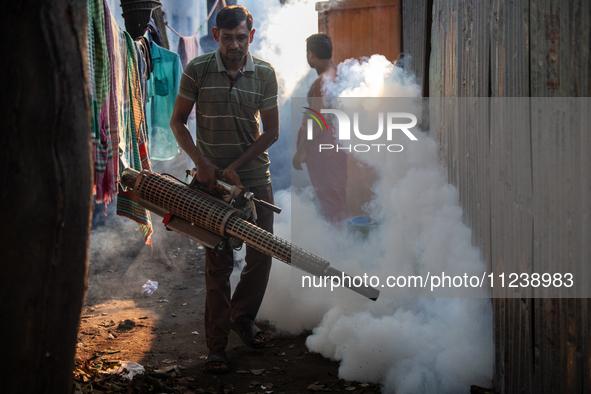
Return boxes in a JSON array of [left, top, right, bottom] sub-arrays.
[[0, 2, 92, 393]]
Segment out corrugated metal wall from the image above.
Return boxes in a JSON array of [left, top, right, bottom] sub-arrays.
[[402, 0, 591, 392], [401, 0, 430, 96]]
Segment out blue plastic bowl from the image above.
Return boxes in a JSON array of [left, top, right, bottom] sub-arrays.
[[347, 215, 378, 239]]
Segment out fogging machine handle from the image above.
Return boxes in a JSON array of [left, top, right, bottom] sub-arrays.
[[186, 170, 282, 214]]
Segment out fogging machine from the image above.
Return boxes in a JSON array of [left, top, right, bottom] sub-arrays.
[[120, 168, 379, 301]]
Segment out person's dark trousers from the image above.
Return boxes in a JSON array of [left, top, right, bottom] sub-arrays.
[[204, 183, 274, 351]]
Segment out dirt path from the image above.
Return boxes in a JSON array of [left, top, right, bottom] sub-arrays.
[[75, 204, 380, 394]]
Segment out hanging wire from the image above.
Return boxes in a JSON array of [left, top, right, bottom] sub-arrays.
[[164, 20, 182, 38], [197, 0, 221, 33], [149, 5, 158, 19]]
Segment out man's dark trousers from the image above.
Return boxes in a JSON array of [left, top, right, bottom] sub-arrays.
[[204, 183, 274, 351]]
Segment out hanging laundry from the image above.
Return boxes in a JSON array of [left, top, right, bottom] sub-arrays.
[[85, 0, 154, 243], [109, 7, 130, 177], [177, 34, 200, 69], [87, 0, 109, 144], [87, 0, 109, 108], [94, 97, 115, 205], [146, 17, 163, 46], [134, 35, 152, 167], [115, 21, 132, 173], [146, 43, 182, 161], [104, 0, 119, 191], [116, 31, 153, 245], [135, 35, 153, 107], [177, 34, 199, 122], [93, 0, 117, 206]]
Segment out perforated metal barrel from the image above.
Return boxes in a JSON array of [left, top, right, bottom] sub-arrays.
[[121, 169, 331, 276], [133, 170, 237, 237]]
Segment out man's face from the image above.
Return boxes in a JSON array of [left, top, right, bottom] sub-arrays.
[[213, 20, 255, 65]]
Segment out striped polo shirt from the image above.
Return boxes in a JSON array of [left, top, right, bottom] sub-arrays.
[[178, 49, 278, 187]]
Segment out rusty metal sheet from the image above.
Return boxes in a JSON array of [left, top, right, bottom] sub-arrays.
[[497, 298, 533, 393], [430, 0, 461, 186], [456, 0, 490, 262], [582, 100, 591, 394], [530, 0, 564, 96], [489, 98, 533, 298], [458, 0, 490, 97], [456, 99, 490, 263], [492, 298, 506, 393], [530, 99, 588, 297], [429, 0, 459, 98], [529, 0, 591, 97], [585, 298, 591, 394], [412, 1, 591, 392], [529, 98, 590, 393], [428, 1, 492, 256], [402, 0, 429, 95], [490, 0, 530, 96], [477, 101, 492, 272]]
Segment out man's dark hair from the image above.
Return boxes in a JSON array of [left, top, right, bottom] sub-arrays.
[[306, 34, 332, 59], [216, 5, 253, 31]]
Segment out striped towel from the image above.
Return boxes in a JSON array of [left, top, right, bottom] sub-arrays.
[[177, 34, 199, 120], [94, 97, 114, 205], [116, 31, 153, 245], [88, 0, 109, 105], [104, 0, 119, 186]]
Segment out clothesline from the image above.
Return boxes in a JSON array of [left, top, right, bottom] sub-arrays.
[[165, 20, 182, 38], [199, 0, 222, 31], [149, 5, 160, 19]]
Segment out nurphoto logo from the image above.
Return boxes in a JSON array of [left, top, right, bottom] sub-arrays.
[[303, 107, 418, 153]]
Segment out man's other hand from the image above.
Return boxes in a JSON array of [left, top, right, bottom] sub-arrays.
[[197, 160, 224, 193], [221, 167, 244, 189]]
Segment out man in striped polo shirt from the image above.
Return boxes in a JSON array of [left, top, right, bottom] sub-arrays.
[[170, 5, 279, 374]]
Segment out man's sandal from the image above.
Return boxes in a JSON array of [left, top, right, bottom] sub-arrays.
[[230, 320, 267, 349], [205, 350, 230, 374]]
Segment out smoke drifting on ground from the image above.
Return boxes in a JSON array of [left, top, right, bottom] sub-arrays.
[[252, 52, 493, 393]]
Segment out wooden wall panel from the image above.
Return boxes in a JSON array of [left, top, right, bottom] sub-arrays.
[[316, 0, 401, 65]]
